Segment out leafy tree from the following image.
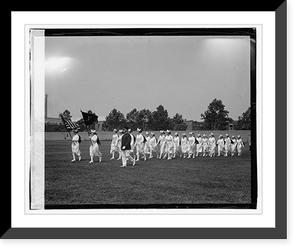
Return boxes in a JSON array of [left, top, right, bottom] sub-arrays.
[[148, 105, 172, 130], [170, 113, 187, 131], [200, 99, 232, 130], [136, 109, 152, 130], [126, 108, 153, 130], [236, 107, 251, 130], [104, 108, 126, 131], [126, 108, 139, 130]]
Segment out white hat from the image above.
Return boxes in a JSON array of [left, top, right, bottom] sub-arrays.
[[137, 128, 142, 132], [166, 130, 171, 133], [197, 133, 201, 137], [175, 132, 178, 136], [160, 130, 164, 134], [91, 129, 97, 134]]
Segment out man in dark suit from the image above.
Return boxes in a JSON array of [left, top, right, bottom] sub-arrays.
[[120, 127, 136, 167]]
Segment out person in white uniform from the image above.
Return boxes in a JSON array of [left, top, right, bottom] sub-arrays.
[[202, 134, 209, 157], [89, 129, 102, 163], [181, 133, 189, 158], [144, 132, 151, 156], [116, 129, 123, 160], [157, 130, 167, 159], [165, 130, 174, 160], [208, 133, 216, 157], [236, 135, 245, 156], [216, 135, 225, 157], [110, 129, 119, 160], [71, 129, 82, 162], [196, 133, 202, 157], [136, 128, 146, 161], [224, 134, 231, 157], [231, 135, 237, 156], [149, 132, 158, 159], [187, 132, 196, 158], [173, 132, 181, 158]]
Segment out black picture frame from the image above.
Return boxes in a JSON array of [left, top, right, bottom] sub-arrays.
[[5, 3, 286, 239]]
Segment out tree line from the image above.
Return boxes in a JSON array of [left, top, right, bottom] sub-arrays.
[[45, 99, 251, 132], [102, 105, 187, 131]]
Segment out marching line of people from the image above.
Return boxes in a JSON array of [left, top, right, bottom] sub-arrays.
[[70, 128, 246, 166]]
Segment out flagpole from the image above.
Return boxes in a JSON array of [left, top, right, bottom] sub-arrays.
[[67, 130, 72, 140]]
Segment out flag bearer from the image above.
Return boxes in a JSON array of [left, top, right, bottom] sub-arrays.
[[89, 129, 102, 163], [71, 129, 82, 162]]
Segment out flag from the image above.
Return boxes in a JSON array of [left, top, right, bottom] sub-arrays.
[[60, 116, 79, 131], [81, 110, 98, 126]]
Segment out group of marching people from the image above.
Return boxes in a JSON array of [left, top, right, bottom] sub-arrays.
[[69, 127, 245, 166], [110, 128, 245, 167], [70, 129, 102, 163]]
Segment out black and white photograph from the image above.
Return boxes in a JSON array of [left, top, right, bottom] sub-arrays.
[[7, 5, 290, 243], [30, 28, 257, 210]]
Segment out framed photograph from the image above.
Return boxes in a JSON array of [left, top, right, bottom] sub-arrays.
[[6, 4, 286, 239], [32, 27, 257, 211]]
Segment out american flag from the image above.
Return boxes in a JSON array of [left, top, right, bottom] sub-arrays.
[[61, 116, 79, 131]]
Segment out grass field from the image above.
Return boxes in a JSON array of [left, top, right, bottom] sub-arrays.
[[45, 140, 252, 208]]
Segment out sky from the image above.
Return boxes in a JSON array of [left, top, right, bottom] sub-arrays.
[[45, 35, 250, 121]]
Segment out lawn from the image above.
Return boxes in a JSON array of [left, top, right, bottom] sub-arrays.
[[45, 140, 253, 208]]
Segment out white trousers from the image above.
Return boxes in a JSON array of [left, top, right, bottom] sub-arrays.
[[121, 150, 135, 166]]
